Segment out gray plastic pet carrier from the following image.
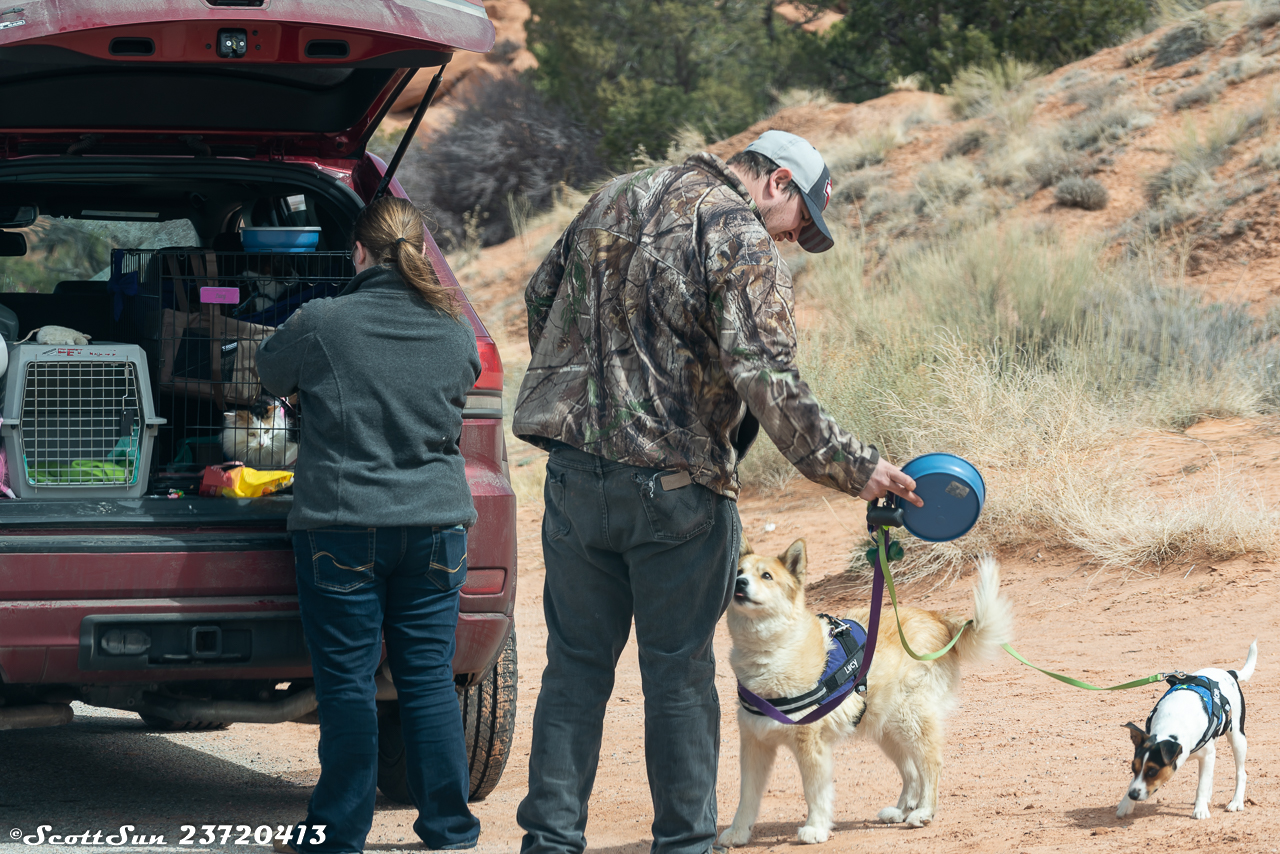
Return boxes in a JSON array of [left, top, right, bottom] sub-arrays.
[[1, 343, 165, 498]]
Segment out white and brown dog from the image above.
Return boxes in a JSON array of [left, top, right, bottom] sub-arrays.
[[719, 538, 1014, 845], [1117, 641, 1257, 820]]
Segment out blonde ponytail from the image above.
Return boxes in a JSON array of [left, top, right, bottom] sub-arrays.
[[352, 197, 462, 320]]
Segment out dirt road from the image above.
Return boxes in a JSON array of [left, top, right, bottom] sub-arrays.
[[2, 479, 1276, 853]]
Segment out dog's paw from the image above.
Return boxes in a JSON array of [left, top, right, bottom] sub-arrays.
[[877, 808, 905, 824], [1116, 797, 1134, 819], [1227, 798, 1245, 813], [797, 825, 830, 844], [718, 825, 752, 848], [904, 809, 933, 828], [1192, 804, 1210, 820]]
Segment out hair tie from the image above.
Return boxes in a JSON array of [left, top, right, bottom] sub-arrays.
[[395, 237, 408, 245]]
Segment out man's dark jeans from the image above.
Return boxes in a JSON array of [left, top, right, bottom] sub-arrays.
[[292, 525, 481, 854], [517, 446, 740, 854]]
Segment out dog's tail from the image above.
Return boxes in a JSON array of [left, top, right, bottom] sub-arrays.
[[951, 556, 1015, 667], [1236, 639, 1258, 682]]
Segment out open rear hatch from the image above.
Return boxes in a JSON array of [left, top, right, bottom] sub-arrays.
[[0, 0, 494, 159]]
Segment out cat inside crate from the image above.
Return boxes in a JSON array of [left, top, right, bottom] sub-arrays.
[[222, 394, 298, 468]]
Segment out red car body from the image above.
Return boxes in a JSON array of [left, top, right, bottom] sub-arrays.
[[0, 1, 515, 713]]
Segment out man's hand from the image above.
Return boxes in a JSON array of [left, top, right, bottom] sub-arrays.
[[858, 457, 924, 507]]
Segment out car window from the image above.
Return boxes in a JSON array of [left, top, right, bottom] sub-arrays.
[[0, 216, 200, 293]]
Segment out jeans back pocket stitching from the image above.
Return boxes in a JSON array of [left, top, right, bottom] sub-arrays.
[[309, 529, 377, 591]]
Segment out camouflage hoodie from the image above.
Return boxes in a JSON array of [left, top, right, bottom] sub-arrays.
[[512, 152, 878, 499]]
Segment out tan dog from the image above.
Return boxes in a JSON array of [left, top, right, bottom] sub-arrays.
[[720, 538, 1014, 845]]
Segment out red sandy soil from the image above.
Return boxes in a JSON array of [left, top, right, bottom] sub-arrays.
[[342, 466, 1279, 854]]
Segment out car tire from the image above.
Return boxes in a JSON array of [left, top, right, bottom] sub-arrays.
[[138, 714, 229, 731], [377, 631, 518, 804]]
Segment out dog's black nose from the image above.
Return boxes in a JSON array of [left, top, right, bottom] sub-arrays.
[[735, 576, 749, 592]]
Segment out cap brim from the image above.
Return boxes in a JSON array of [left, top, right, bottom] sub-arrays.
[[797, 186, 833, 253]]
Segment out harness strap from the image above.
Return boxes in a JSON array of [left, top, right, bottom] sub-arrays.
[[1227, 670, 1246, 736], [1149, 674, 1231, 753], [737, 615, 870, 726]]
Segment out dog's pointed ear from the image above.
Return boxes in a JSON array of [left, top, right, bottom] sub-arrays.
[[1158, 738, 1183, 766], [1123, 722, 1147, 749], [780, 538, 807, 580], [739, 537, 754, 559]]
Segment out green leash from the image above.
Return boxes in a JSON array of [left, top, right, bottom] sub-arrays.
[[870, 527, 1166, 690]]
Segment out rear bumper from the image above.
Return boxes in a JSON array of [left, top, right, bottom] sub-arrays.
[[0, 596, 510, 685]]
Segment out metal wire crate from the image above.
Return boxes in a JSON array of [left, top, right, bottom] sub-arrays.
[[1, 344, 165, 498], [111, 249, 352, 476]]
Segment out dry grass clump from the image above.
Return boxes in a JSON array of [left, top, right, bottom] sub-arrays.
[[1173, 78, 1226, 109], [831, 167, 892, 205], [1026, 146, 1092, 189], [769, 87, 836, 114], [764, 223, 1280, 577], [1256, 139, 1280, 167], [1248, 0, 1280, 31], [1220, 50, 1275, 83], [945, 58, 1041, 129], [1049, 458, 1279, 570], [890, 73, 924, 92], [1054, 176, 1110, 209], [1063, 76, 1128, 110], [944, 126, 991, 158], [1061, 105, 1155, 149], [910, 158, 985, 214], [823, 126, 906, 173]]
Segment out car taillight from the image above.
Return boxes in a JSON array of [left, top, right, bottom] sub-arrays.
[[474, 337, 503, 391], [464, 337, 504, 419]]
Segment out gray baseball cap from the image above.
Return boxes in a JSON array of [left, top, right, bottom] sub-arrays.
[[744, 130, 834, 253]]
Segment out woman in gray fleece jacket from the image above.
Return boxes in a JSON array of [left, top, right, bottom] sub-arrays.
[[256, 197, 481, 854]]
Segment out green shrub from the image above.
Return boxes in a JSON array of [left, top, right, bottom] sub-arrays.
[[1152, 15, 1223, 68]]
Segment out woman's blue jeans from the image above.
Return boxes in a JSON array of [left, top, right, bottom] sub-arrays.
[[292, 525, 481, 853]]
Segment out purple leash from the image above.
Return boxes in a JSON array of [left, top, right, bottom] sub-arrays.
[[736, 545, 885, 726]]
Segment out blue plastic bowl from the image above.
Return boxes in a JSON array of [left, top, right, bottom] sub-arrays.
[[241, 227, 321, 253], [891, 453, 986, 542]]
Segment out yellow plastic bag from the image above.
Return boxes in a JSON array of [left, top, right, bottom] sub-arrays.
[[200, 463, 294, 498]]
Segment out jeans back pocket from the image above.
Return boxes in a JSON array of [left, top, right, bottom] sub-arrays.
[[427, 526, 468, 591], [308, 528, 377, 592], [636, 473, 714, 543]]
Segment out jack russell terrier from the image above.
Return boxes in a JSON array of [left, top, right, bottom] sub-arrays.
[[1117, 640, 1256, 820]]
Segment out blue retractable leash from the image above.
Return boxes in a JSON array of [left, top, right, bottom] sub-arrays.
[[738, 454, 1166, 726]]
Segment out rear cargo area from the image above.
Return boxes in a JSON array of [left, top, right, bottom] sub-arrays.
[[0, 167, 359, 509]]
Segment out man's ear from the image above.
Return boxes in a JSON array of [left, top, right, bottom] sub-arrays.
[[780, 538, 806, 581], [770, 167, 794, 196]]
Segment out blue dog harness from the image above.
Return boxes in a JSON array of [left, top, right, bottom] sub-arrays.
[[738, 615, 869, 725], [1148, 673, 1238, 754]]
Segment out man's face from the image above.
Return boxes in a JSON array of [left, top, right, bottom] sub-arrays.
[[755, 168, 811, 244]]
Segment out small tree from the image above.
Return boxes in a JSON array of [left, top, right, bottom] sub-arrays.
[[396, 75, 605, 249], [815, 1, 1149, 101], [527, 0, 789, 165]]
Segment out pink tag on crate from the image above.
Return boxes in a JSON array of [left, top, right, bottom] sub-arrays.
[[200, 286, 240, 304]]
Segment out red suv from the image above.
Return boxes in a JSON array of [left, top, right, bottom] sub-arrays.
[[0, 0, 517, 803]]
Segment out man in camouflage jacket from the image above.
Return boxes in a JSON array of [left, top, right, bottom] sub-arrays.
[[514, 131, 922, 854]]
